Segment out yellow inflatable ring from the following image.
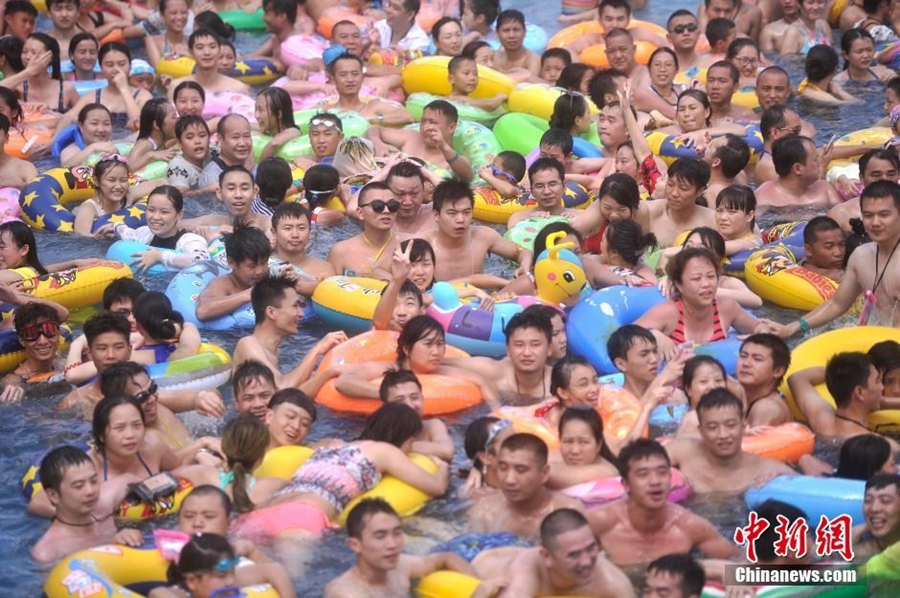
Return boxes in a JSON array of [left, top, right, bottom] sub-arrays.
[[0, 325, 72, 375], [254, 445, 439, 525], [780, 326, 900, 433], [416, 571, 586, 598], [548, 19, 667, 49], [12, 260, 132, 310], [827, 127, 893, 171], [156, 56, 282, 86], [743, 245, 841, 311], [115, 477, 194, 521], [401, 56, 515, 99], [20, 167, 147, 233], [44, 542, 278, 598], [507, 83, 601, 121], [472, 181, 591, 225], [580, 40, 658, 69], [311, 276, 387, 335]]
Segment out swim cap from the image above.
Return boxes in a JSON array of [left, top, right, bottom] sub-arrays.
[[130, 59, 155, 76], [323, 45, 349, 68]]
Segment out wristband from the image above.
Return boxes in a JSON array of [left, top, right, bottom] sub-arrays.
[[447, 151, 461, 164], [798, 317, 810, 332]]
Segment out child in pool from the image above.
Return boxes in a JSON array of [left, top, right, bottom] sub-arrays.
[[477, 150, 526, 199], [713, 185, 759, 256], [128, 98, 178, 171], [113, 185, 211, 272], [167, 115, 211, 192], [447, 55, 507, 112], [59, 103, 118, 167], [798, 44, 861, 105], [131, 290, 201, 364], [255, 87, 302, 161], [461, 39, 494, 69], [128, 59, 157, 93], [539, 48, 571, 85]]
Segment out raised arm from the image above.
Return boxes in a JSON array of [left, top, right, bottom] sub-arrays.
[[787, 366, 836, 436]]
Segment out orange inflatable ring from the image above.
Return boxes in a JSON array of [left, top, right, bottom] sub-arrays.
[[99, 28, 126, 46], [580, 40, 658, 69], [315, 330, 483, 415], [740, 423, 815, 463], [493, 385, 646, 449], [7, 127, 53, 159], [547, 19, 667, 49]]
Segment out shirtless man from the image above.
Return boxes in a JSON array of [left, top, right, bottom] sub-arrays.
[[195, 225, 271, 322], [665, 389, 794, 494], [349, 156, 440, 237], [0, 114, 36, 188], [30, 446, 141, 563], [855, 474, 900, 560], [643, 554, 707, 598], [251, 0, 301, 71], [422, 180, 531, 281], [608, 325, 665, 401], [755, 67, 816, 139], [271, 203, 336, 280], [667, 11, 703, 74], [829, 149, 900, 232], [801, 216, 846, 281], [599, 29, 650, 91], [508, 158, 579, 228], [379, 369, 453, 461], [321, 52, 413, 127], [787, 352, 898, 449], [329, 181, 401, 278], [738, 333, 793, 426], [492, 10, 541, 78], [706, 61, 757, 123], [367, 99, 473, 182], [566, 0, 668, 58], [497, 509, 636, 598], [770, 181, 900, 332], [756, 105, 804, 185], [468, 433, 583, 539], [448, 310, 553, 406], [167, 29, 250, 97], [699, 0, 763, 41], [643, 158, 717, 247], [754, 136, 841, 212], [232, 359, 277, 421], [232, 274, 346, 391], [196, 119, 256, 192], [325, 498, 488, 598], [760, 0, 800, 53], [586, 439, 738, 569], [2, 302, 65, 395], [703, 134, 751, 201]]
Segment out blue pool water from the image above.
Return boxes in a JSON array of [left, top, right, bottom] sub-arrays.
[[1, 1, 889, 595]]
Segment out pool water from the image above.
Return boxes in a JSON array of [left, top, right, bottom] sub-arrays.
[[3, 2, 889, 596]]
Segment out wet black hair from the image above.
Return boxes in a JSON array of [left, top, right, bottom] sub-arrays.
[[134, 290, 184, 341], [98, 40, 131, 64], [0, 35, 23, 73], [232, 359, 276, 397], [805, 44, 840, 83], [262, 0, 297, 23], [257, 157, 293, 210], [683, 226, 727, 260], [549, 92, 589, 132], [836, 434, 893, 480], [753, 499, 810, 562], [464, 0, 499, 24], [461, 39, 492, 60], [257, 87, 297, 135], [708, 59, 740, 84], [194, 11, 235, 42], [597, 172, 640, 213], [528, 156, 566, 183], [712, 135, 751, 179], [803, 215, 842, 246], [92, 395, 145, 452], [102, 278, 146, 311], [682, 355, 727, 405], [841, 28, 876, 71], [605, 218, 657, 267], [268, 387, 317, 421], [98, 361, 148, 399], [358, 402, 424, 447], [505, 309, 553, 344], [539, 128, 573, 156], [859, 149, 900, 180], [302, 163, 340, 209], [541, 47, 572, 68], [396, 315, 444, 366], [760, 104, 796, 141], [826, 352, 876, 409], [617, 438, 670, 480], [84, 311, 130, 346], [346, 497, 398, 539], [588, 68, 627, 109], [696, 387, 744, 419], [250, 274, 297, 325], [647, 554, 706, 597], [607, 324, 656, 365], [0, 220, 46, 274], [668, 158, 711, 190], [379, 369, 422, 403], [188, 28, 220, 50], [39, 445, 92, 493], [14, 301, 61, 336], [497, 150, 526, 182], [272, 201, 311, 229], [424, 98, 459, 124], [772, 135, 813, 177], [28, 32, 61, 79], [174, 80, 206, 104], [447, 54, 475, 75], [706, 17, 736, 47], [137, 98, 171, 141], [223, 223, 271, 266], [68, 32, 97, 62], [166, 533, 235, 587], [558, 406, 616, 463], [861, 180, 900, 211], [432, 179, 474, 212], [667, 246, 721, 286], [556, 63, 595, 93], [677, 89, 712, 127]]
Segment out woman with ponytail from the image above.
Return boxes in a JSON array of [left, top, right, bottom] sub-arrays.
[[592, 217, 658, 287], [152, 533, 238, 598], [132, 290, 201, 364]]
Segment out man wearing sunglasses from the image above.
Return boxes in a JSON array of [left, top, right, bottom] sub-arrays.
[[0, 302, 65, 401], [666, 10, 703, 73], [367, 100, 473, 183], [354, 156, 443, 236], [329, 181, 401, 278], [755, 135, 842, 212]]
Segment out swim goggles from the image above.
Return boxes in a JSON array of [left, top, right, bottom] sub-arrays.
[[309, 117, 341, 130], [19, 320, 60, 342], [490, 164, 519, 184], [360, 199, 400, 213], [131, 381, 158, 405], [484, 419, 512, 451], [99, 152, 129, 165], [213, 556, 240, 573]]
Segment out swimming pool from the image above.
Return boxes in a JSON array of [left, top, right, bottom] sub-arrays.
[[1, 1, 889, 595]]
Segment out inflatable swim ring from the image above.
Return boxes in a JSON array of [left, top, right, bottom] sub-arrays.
[[492, 111, 602, 159], [148, 342, 232, 391], [156, 56, 281, 86], [106, 239, 200, 276], [506, 83, 600, 122], [311, 276, 387, 335], [548, 19, 667, 49], [315, 330, 482, 415], [0, 325, 73, 375], [427, 281, 542, 357], [505, 215, 571, 251], [6, 126, 53, 159], [746, 475, 864, 525], [405, 92, 506, 127], [743, 244, 843, 311], [220, 8, 266, 31], [44, 541, 279, 598], [781, 326, 900, 433], [401, 56, 515, 99], [251, 109, 371, 162], [13, 260, 132, 310], [567, 285, 742, 375], [486, 22, 549, 54], [740, 422, 815, 463], [280, 34, 329, 67], [563, 468, 690, 508], [472, 180, 590, 225], [645, 125, 764, 166], [19, 167, 147, 233]]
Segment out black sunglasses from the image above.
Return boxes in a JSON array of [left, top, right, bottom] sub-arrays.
[[672, 23, 698, 34], [131, 381, 158, 405], [20, 320, 60, 342], [360, 199, 400, 213]]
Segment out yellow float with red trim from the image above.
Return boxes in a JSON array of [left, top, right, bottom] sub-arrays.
[[781, 326, 900, 433], [401, 56, 515, 99], [10, 260, 132, 310], [44, 542, 279, 598], [255, 444, 439, 525], [19, 167, 147, 233], [743, 245, 841, 311]]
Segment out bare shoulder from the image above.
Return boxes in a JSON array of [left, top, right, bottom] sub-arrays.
[[587, 501, 622, 532]]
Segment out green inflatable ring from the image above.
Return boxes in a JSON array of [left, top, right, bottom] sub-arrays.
[[405, 120, 502, 179], [504, 215, 569, 251], [84, 141, 167, 181], [493, 112, 602, 156], [253, 110, 371, 161], [220, 9, 265, 31], [405, 92, 506, 127]]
